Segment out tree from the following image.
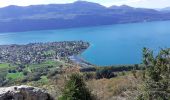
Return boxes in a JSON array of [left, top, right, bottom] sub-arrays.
[[96, 68, 115, 79], [139, 48, 170, 100], [59, 73, 94, 100]]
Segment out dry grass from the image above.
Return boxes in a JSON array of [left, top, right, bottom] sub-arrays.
[[87, 73, 142, 100], [19, 65, 143, 100], [24, 65, 82, 99]]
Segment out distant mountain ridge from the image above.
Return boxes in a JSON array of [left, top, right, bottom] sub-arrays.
[[0, 1, 170, 33], [161, 7, 170, 12]]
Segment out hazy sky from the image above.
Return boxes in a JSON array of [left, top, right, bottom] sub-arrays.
[[0, 0, 169, 8]]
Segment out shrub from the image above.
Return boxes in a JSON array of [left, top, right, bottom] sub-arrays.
[[139, 48, 170, 100], [131, 70, 137, 78], [0, 72, 8, 86], [96, 68, 116, 79], [8, 70, 12, 73], [59, 73, 95, 100], [23, 70, 28, 76], [83, 72, 96, 80], [11, 70, 16, 73], [80, 67, 96, 72], [47, 69, 62, 78], [23, 72, 41, 82]]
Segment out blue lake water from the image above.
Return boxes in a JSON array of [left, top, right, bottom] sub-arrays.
[[0, 21, 170, 66]]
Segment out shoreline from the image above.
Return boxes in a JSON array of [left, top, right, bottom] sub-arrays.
[[69, 55, 93, 67]]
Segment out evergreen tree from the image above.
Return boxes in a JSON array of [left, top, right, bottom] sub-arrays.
[[139, 48, 170, 100], [59, 73, 94, 100]]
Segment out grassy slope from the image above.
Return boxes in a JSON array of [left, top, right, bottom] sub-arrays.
[[0, 60, 64, 85], [0, 63, 16, 70], [0, 61, 142, 100], [86, 71, 142, 100], [6, 72, 24, 79]]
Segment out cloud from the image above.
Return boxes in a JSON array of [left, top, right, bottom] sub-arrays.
[[127, 0, 170, 8]]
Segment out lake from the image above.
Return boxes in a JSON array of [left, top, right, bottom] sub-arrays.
[[0, 21, 170, 66]]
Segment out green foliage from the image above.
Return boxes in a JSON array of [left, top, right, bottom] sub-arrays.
[[59, 73, 94, 100], [131, 70, 137, 78], [0, 63, 10, 69], [96, 68, 116, 79], [142, 47, 154, 67], [83, 72, 96, 80], [6, 72, 24, 80], [47, 69, 62, 78], [37, 76, 49, 85], [0, 71, 8, 86], [0, 63, 16, 71], [139, 48, 170, 100]]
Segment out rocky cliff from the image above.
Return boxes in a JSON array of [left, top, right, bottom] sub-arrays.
[[0, 85, 53, 100]]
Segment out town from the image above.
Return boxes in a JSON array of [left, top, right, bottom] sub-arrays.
[[0, 41, 89, 64]]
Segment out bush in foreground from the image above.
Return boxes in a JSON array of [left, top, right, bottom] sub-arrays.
[[138, 48, 170, 100], [59, 73, 95, 100]]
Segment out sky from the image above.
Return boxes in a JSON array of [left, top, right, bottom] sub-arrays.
[[0, 0, 169, 8]]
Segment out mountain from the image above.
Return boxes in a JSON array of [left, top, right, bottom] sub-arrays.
[[109, 5, 134, 10], [0, 1, 170, 33], [109, 5, 159, 14], [0, 1, 106, 19], [161, 7, 170, 12]]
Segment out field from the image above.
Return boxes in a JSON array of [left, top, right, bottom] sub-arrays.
[[0, 60, 65, 86], [6, 72, 24, 79]]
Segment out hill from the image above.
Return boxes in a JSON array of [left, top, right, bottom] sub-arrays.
[[0, 1, 170, 33], [161, 7, 170, 12]]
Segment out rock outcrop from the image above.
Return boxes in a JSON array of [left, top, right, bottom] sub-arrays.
[[0, 85, 53, 100]]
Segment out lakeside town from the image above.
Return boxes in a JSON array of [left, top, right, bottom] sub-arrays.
[[0, 41, 89, 64]]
